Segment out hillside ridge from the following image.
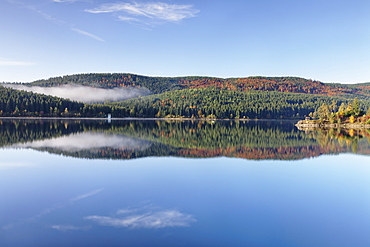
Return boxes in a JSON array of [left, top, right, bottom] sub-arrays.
[[25, 73, 370, 99]]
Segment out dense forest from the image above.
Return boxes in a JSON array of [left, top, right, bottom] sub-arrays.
[[0, 86, 84, 117], [2, 73, 370, 119], [2, 84, 370, 119], [0, 86, 114, 117], [111, 88, 370, 119]]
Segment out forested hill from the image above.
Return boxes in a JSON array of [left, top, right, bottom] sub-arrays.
[[27, 73, 370, 99], [3, 73, 370, 119], [29, 73, 186, 94], [2, 84, 365, 119]]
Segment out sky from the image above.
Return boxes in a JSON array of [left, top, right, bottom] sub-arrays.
[[1, 0, 370, 84]]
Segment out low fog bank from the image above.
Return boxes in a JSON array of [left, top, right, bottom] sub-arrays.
[[13, 132, 152, 151], [2, 84, 151, 103]]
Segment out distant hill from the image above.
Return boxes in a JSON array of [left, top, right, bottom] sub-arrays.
[[27, 73, 370, 100], [29, 73, 186, 94]]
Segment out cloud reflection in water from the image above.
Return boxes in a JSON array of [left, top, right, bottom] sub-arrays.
[[85, 207, 196, 229], [13, 132, 151, 151]]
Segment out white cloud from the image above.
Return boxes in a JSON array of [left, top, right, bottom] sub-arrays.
[[118, 15, 140, 22], [86, 2, 199, 26], [0, 58, 34, 66], [117, 208, 139, 215], [31, 7, 103, 42], [71, 188, 104, 202], [51, 224, 91, 231], [53, 0, 83, 2], [71, 28, 105, 42], [85, 209, 196, 229], [6, 0, 103, 41]]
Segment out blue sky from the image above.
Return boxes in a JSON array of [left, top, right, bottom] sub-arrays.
[[1, 0, 369, 83]]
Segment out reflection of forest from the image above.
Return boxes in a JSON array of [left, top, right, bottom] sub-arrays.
[[0, 119, 84, 146], [303, 128, 370, 155], [1, 119, 369, 160]]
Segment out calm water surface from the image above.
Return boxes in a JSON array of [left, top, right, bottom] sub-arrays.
[[1, 119, 370, 247]]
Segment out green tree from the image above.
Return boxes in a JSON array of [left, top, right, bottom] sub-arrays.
[[316, 103, 330, 120], [352, 97, 361, 116]]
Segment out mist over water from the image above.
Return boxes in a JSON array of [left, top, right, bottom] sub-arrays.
[[2, 84, 151, 103]]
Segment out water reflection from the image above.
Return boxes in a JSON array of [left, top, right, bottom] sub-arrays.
[[1, 119, 369, 160], [14, 132, 151, 151], [301, 127, 370, 155], [2, 187, 104, 231], [2, 120, 370, 247], [85, 206, 196, 229]]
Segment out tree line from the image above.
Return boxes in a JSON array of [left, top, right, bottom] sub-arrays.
[[309, 98, 370, 124], [112, 88, 369, 119], [2, 85, 370, 120], [0, 86, 86, 117]]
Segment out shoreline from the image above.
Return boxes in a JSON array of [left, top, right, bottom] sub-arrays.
[[0, 116, 298, 122], [295, 120, 370, 130]]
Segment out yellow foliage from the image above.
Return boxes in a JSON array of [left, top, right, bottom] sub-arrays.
[[349, 129, 354, 137]]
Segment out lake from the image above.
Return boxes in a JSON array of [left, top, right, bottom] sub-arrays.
[[1, 119, 370, 247]]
